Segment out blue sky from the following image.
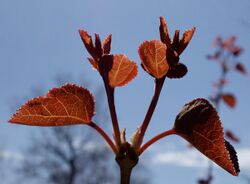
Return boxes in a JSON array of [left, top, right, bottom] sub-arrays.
[[1, 0, 250, 183]]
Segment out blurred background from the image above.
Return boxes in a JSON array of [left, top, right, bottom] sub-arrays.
[[0, 0, 250, 183]]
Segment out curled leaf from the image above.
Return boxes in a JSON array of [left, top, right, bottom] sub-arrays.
[[138, 40, 169, 79], [9, 84, 95, 126], [166, 63, 187, 79], [221, 94, 236, 108], [174, 98, 240, 176]]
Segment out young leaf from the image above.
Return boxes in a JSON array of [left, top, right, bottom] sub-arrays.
[[166, 63, 188, 78], [9, 84, 95, 126], [174, 98, 240, 176], [103, 34, 112, 54], [221, 94, 236, 108], [159, 16, 171, 47], [79, 30, 99, 60], [138, 40, 169, 79], [176, 27, 196, 55], [108, 54, 138, 87]]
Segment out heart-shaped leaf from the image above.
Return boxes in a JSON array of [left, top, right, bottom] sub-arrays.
[[174, 98, 239, 176], [221, 94, 236, 108], [9, 84, 95, 126], [138, 40, 169, 79]]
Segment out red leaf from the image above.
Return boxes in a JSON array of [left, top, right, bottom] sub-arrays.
[[174, 98, 239, 176], [159, 16, 171, 47], [221, 94, 236, 108], [79, 30, 99, 60], [103, 34, 112, 54], [9, 84, 95, 126], [226, 130, 240, 143], [138, 40, 169, 79], [87, 57, 99, 70], [176, 27, 196, 55], [108, 55, 138, 87], [235, 63, 247, 74]]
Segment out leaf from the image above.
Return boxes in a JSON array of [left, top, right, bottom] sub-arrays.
[[174, 98, 240, 176], [221, 94, 236, 108], [87, 57, 99, 70], [79, 30, 99, 60], [166, 63, 187, 79], [9, 84, 95, 126], [138, 40, 169, 79], [172, 30, 180, 49], [226, 130, 240, 143], [103, 34, 112, 54], [176, 27, 196, 55], [94, 34, 103, 57], [108, 54, 138, 87], [159, 16, 171, 47], [235, 63, 247, 74]]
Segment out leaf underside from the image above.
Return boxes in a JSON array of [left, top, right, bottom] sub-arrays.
[[174, 98, 239, 176], [138, 40, 169, 79], [9, 84, 95, 126], [108, 55, 138, 87]]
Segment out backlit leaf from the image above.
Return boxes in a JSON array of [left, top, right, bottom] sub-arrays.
[[9, 84, 95, 126], [176, 27, 196, 55], [138, 40, 169, 79], [103, 34, 112, 54], [159, 16, 171, 47], [108, 55, 138, 87], [174, 98, 240, 176], [221, 94, 236, 108], [79, 30, 99, 60]]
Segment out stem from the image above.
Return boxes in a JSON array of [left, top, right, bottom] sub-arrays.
[[120, 164, 133, 184], [88, 121, 117, 154], [139, 128, 175, 155], [104, 83, 121, 146], [116, 143, 138, 184], [137, 78, 165, 147]]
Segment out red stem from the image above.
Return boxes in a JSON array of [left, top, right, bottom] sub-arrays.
[[104, 83, 121, 146], [89, 121, 118, 154], [136, 78, 165, 147], [139, 128, 175, 155]]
